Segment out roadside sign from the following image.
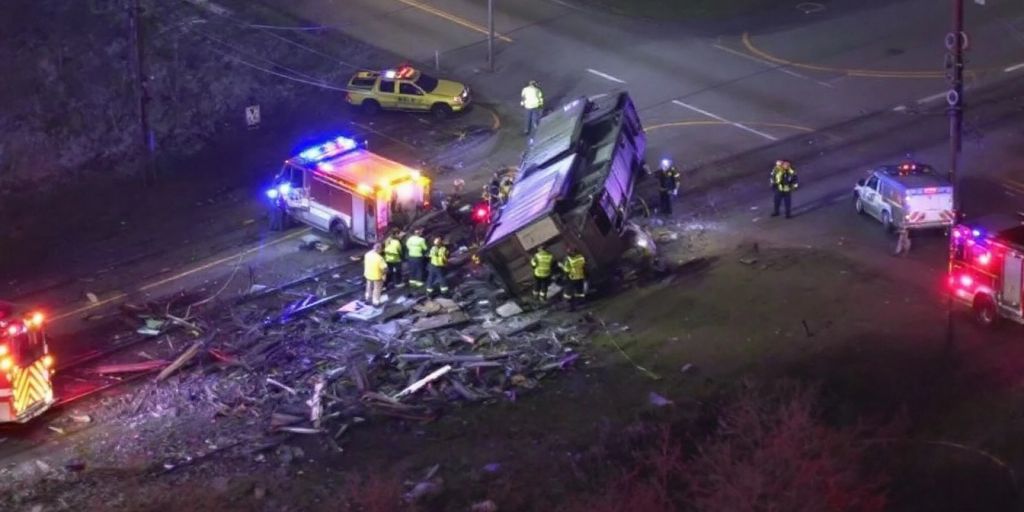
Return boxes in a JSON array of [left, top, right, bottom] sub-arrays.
[[245, 104, 261, 129]]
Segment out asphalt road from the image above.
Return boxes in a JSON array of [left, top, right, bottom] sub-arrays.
[[263, 0, 1024, 172]]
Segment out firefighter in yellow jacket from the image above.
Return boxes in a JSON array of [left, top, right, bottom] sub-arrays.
[[383, 229, 404, 288], [520, 80, 544, 135], [426, 237, 450, 297], [363, 243, 388, 306], [770, 160, 799, 218], [405, 228, 428, 288], [560, 246, 587, 308], [530, 246, 554, 301]]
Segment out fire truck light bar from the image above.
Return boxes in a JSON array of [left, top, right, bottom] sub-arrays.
[[298, 136, 358, 162]]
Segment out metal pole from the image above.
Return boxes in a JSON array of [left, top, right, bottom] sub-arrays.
[[487, 0, 494, 71], [129, 0, 155, 185], [945, 0, 964, 353]]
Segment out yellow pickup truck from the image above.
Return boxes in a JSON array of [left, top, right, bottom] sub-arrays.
[[345, 66, 471, 119]]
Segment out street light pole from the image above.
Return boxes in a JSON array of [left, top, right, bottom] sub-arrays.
[[487, 0, 495, 71], [945, 0, 964, 350]]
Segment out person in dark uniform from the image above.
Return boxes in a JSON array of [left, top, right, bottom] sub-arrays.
[[653, 159, 680, 215], [769, 160, 799, 218]]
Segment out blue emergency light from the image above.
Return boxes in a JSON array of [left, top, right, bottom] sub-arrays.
[[298, 136, 358, 162]]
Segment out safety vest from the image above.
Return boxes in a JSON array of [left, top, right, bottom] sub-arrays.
[[406, 235, 428, 258], [429, 245, 449, 267], [364, 250, 387, 281], [531, 250, 553, 278], [384, 237, 403, 263], [562, 254, 586, 281], [771, 166, 798, 193], [521, 85, 543, 110]]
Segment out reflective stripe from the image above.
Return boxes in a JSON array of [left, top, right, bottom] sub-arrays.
[[12, 360, 52, 416]]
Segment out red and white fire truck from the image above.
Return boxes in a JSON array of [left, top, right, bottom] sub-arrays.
[[267, 135, 430, 249], [0, 302, 55, 423], [948, 215, 1024, 326]]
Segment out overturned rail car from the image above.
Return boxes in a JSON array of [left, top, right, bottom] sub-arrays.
[[479, 92, 647, 296]]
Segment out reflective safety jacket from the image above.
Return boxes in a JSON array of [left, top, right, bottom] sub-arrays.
[[521, 85, 544, 110], [384, 237, 403, 263], [364, 250, 387, 281], [531, 249, 554, 278], [406, 235, 428, 258], [770, 166, 799, 193], [429, 245, 449, 267], [561, 254, 586, 281]]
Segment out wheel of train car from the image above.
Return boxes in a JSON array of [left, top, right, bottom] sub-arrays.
[[362, 100, 381, 116], [973, 295, 997, 327], [431, 103, 452, 120], [332, 222, 351, 251]]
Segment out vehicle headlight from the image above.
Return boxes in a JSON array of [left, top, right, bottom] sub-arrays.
[[453, 95, 463, 104]]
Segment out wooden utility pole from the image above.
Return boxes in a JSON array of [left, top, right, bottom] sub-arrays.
[[129, 0, 155, 184]]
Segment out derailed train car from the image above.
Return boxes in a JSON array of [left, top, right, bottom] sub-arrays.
[[479, 92, 647, 297]]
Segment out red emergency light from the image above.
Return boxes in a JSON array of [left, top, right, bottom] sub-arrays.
[[473, 202, 491, 224]]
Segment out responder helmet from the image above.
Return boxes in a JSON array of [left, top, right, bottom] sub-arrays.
[[528, 80, 538, 86], [775, 160, 784, 167], [433, 237, 443, 245], [372, 243, 382, 252], [660, 158, 672, 170]]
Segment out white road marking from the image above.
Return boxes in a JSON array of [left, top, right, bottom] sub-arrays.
[[917, 91, 947, 104], [588, 93, 609, 100], [671, 100, 778, 141], [712, 43, 834, 88], [586, 68, 626, 84], [893, 105, 907, 112], [1004, 62, 1024, 73]]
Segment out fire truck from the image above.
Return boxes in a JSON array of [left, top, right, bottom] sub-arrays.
[[267, 135, 430, 249], [948, 215, 1024, 326], [0, 302, 55, 423]]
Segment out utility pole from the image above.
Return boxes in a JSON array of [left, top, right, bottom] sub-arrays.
[[487, 0, 494, 71], [129, 0, 155, 185], [945, 0, 964, 350]]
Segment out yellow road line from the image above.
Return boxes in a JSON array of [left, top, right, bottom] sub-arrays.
[[393, 0, 513, 43], [742, 32, 947, 79], [51, 228, 312, 322]]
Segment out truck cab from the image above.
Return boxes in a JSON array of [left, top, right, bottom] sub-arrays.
[[0, 302, 55, 423], [345, 66, 470, 119], [267, 136, 430, 249], [948, 216, 1024, 326], [853, 163, 954, 232]]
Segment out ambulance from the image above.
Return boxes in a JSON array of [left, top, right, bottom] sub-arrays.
[[0, 302, 55, 423], [948, 215, 1024, 326], [266, 135, 430, 249]]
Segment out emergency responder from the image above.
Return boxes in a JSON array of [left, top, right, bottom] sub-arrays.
[[653, 159, 680, 215], [560, 246, 587, 309], [363, 243, 388, 306], [498, 173, 515, 205], [485, 173, 502, 209], [530, 246, 554, 302], [426, 237, 450, 297], [894, 226, 912, 256], [405, 228, 428, 289], [383, 229, 404, 287], [520, 80, 544, 135], [769, 160, 799, 218]]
